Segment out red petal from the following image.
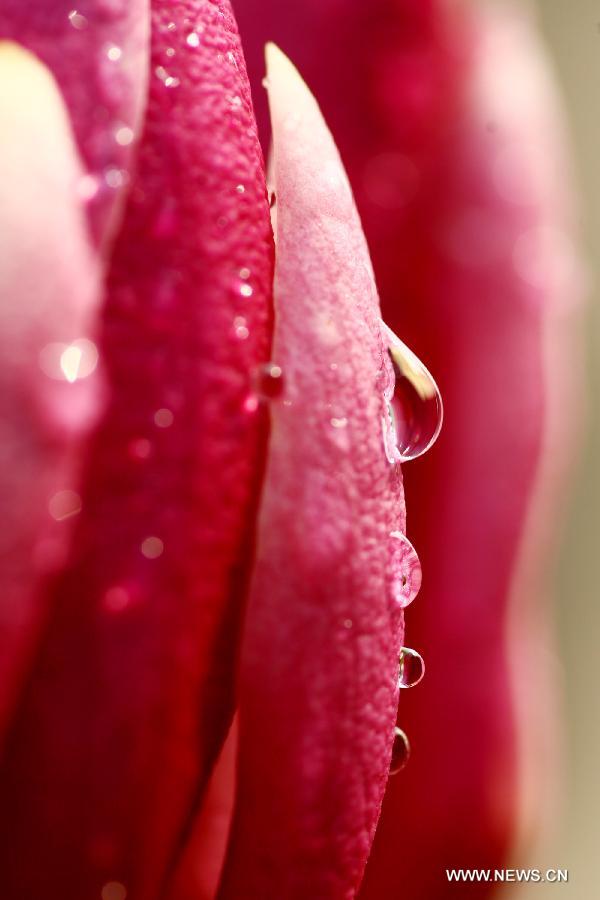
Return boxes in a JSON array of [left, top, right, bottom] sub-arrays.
[[0, 0, 150, 244], [0, 3, 273, 898], [218, 46, 406, 899], [0, 42, 103, 751], [234, 0, 583, 895]]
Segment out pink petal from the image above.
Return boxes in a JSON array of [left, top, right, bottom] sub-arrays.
[[0, 3, 273, 898], [0, 41, 103, 753], [218, 45, 406, 899], [0, 0, 150, 244]]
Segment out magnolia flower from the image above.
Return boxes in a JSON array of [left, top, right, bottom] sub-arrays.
[[0, 0, 584, 898], [0, 2, 445, 899]]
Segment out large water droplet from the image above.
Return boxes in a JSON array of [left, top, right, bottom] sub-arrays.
[[389, 531, 422, 608], [398, 647, 425, 688], [380, 320, 443, 462], [390, 727, 411, 775]]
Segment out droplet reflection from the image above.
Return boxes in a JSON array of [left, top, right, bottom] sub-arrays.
[[390, 727, 411, 775], [380, 320, 443, 463], [389, 531, 422, 608], [398, 647, 425, 689]]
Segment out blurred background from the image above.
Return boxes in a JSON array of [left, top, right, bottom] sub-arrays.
[[512, 1, 600, 897]]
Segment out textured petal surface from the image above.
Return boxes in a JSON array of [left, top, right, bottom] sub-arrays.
[[0, 41, 102, 750], [218, 46, 406, 900], [234, 0, 583, 896], [0, 0, 150, 244], [0, 3, 273, 898]]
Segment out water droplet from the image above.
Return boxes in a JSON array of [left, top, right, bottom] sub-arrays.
[[101, 882, 127, 900], [389, 531, 421, 608], [398, 647, 425, 688], [154, 408, 174, 428], [342, 618, 353, 629], [141, 537, 164, 559], [48, 489, 82, 522], [40, 338, 98, 382], [390, 727, 411, 775], [229, 95, 242, 110], [330, 416, 348, 429], [68, 10, 88, 30], [155, 66, 180, 88], [243, 394, 260, 414], [239, 267, 251, 280], [186, 32, 200, 47], [103, 586, 131, 614], [254, 363, 284, 400], [104, 167, 128, 189], [239, 283, 253, 298], [128, 438, 152, 460], [234, 317, 249, 340], [106, 45, 122, 62], [380, 320, 443, 463], [115, 125, 134, 147], [165, 47, 176, 58], [236, 184, 245, 194]]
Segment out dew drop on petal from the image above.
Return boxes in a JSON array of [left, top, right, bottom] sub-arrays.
[[48, 489, 82, 522], [390, 727, 411, 775], [254, 362, 284, 400], [68, 10, 88, 30], [141, 537, 164, 559], [398, 647, 425, 689], [115, 125, 134, 147], [186, 32, 200, 47], [154, 408, 174, 428], [103, 586, 131, 614], [106, 45, 122, 62], [239, 283, 253, 298], [380, 320, 443, 463], [389, 531, 422, 608], [101, 882, 127, 900]]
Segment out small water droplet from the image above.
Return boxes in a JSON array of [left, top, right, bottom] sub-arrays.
[[236, 184, 245, 194], [166, 22, 177, 32], [342, 618, 353, 629], [104, 167, 128, 189], [68, 9, 88, 30], [330, 416, 348, 429], [243, 394, 259, 414], [101, 882, 127, 900], [48, 489, 82, 522], [106, 45, 122, 62], [186, 32, 200, 47], [234, 317, 249, 340], [154, 408, 174, 428], [255, 363, 284, 400], [389, 531, 421, 608], [398, 647, 425, 688], [115, 125, 134, 147], [240, 283, 253, 298], [380, 320, 443, 463], [239, 267, 251, 280], [128, 438, 152, 461], [103, 586, 131, 614], [390, 727, 411, 775], [141, 537, 163, 559], [165, 47, 176, 58], [155, 66, 180, 88]]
